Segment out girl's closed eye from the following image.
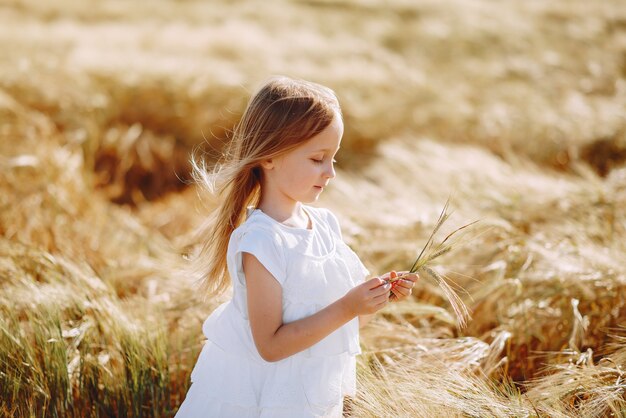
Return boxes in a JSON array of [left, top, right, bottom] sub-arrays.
[[311, 158, 338, 164]]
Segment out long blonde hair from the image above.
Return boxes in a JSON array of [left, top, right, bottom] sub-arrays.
[[188, 75, 341, 298]]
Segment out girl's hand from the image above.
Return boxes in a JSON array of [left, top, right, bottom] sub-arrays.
[[381, 270, 418, 302], [342, 277, 391, 316]]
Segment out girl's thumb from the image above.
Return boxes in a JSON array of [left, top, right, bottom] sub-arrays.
[[367, 277, 385, 289]]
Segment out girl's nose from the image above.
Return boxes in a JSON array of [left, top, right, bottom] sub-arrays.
[[325, 161, 336, 178]]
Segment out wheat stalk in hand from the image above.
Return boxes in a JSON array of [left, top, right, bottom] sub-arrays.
[[389, 198, 477, 329]]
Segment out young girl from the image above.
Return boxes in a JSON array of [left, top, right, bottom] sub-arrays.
[[176, 75, 418, 418]]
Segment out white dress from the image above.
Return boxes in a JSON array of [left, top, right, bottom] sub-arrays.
[[175, 204, 370, 418]]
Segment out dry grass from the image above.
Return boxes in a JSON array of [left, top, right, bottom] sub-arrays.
[[1, 0, 626, 416]]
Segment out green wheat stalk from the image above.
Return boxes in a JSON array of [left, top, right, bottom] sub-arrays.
[[393, 198, 477, 329]]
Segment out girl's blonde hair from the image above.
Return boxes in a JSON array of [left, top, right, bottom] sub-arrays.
[[188, 75, 341, 298]]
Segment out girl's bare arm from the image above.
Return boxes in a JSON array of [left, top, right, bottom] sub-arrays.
[[243, 252, 389, 362]]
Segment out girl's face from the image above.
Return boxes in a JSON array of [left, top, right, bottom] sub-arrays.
[[260, 112, 343, 206]]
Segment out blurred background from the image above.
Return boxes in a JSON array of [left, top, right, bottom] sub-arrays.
[[1, 0, 625, 416]]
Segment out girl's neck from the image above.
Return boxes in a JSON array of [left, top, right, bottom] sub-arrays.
[[257, 201, 310, 229]]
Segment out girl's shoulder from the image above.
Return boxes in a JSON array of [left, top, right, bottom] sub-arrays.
[[228, 211, 284, 257], [235, 207, 281, 237]]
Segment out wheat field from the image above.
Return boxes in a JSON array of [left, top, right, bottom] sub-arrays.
[[1, 0, 625, 416]]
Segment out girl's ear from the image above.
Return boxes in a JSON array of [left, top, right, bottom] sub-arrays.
[[260, 159, 274, 170]]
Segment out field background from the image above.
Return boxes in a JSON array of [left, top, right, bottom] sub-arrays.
[[1, 0, 626, 416]]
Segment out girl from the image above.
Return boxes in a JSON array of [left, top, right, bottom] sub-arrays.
[[176, 75, 418, 418]]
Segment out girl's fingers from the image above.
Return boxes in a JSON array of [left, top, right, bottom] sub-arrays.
[[372, 292, 390, 303], [394, 272, 417, 281], [375, 272, 417, 303], [367, 277, 386, 289], [391, 284, 413, 300], [395, 279, 415, 289], [393, 288, 409, 298], [373, 282, 391, 296], [403, 273, 418, 282], [372, 293, 387, 305]]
